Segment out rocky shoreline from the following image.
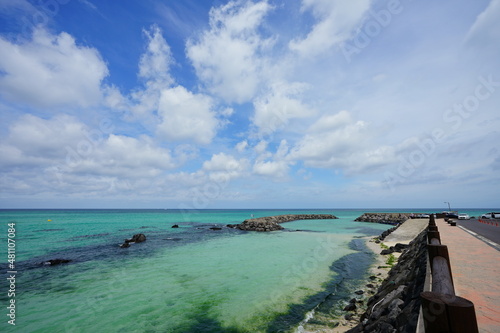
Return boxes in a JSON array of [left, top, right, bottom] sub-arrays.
[[230, 214, 338, 232], [299, 217, 428, 332], [345, 230, 427, 332]]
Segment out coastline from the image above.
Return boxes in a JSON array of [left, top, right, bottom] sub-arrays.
[[297, 236, 392, 333], [331, 238, 392, 332], [298, 218, 429, 332]]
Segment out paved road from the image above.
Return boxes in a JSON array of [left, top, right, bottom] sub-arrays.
[[455, 218, 500, 247], [435, 218, 500, 332]]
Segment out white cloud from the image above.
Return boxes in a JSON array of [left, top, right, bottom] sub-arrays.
[[464, 0, 500, 53], [253, 140, 268, 155], [252, 140, 291, 179], [289, 0, 370, 57], [0, 115, 176, 196], [253, 160, 289, 178], [252, 81, 314, 135], [186, 0, 273, 103], [0, 28, 108, 108], [288, 111, 397, 174], [103, 85, 129, 111], [0, 114, 89, 167], [308, 110, 351, 133], [138, 25, 174, 85], [89, 134, 175, 175], [129, 25, 176, 120], [235, 140, 248, 152], [202, 152, 248, 182], [157, 86, 218, 145]]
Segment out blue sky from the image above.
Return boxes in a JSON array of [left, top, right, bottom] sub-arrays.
[[0, 0, 499, 209]]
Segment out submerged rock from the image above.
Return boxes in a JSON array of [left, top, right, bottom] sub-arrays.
[[42, 259, 72, 266], [120, 233, 146, 248], [126, 233, 146, 243]]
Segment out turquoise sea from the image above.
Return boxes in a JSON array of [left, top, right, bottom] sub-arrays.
[[0, 208, 491, 332]]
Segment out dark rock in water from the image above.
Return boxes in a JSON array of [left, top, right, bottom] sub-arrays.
[[120, 233, 146, 248], [209, 227, 222, 230], [126, 233, 146, 243], [226, 224, 236, 228], [355, 290, 364, 295], [366, 283, 375, 289], [171, 224, 179, 228], [43, 259, 72, 266], [343, 303, 357, 312]]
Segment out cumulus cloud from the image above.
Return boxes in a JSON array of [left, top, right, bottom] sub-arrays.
[[288, 111, 396, 174], [138, 25, 175, 85], [253, 140, 291, 179], [129, 25, 176, 119], [253, 160, 289, 178], [0, 114, 90, 167], [308, 110, 351, 132], [157, 86, 218, 145], [186, 0, 273, 103], [235, 140, 248, 153], [0, 28, 108, 108], [289, 0, 370, 57], [203, 152, 248, 182], [0, 114, 176, 196], [252, 82, 314, 135], [82, 134, 175, 176]]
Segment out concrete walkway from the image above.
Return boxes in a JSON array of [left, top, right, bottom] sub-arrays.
[[435, 218, 500, 333], [383, 218, 429, 246]]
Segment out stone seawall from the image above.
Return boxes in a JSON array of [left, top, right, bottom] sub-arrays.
[[347, 230, 427, 333], [355, 213, 413, 225], [232, 214, 338, 232]]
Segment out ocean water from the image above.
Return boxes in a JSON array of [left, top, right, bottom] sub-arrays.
[[0, 208, 490, 332]]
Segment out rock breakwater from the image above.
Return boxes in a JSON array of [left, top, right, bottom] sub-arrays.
[[355, 213, 413, 225], [346, 230, 427, 333], [232, 214, 338, 232]]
